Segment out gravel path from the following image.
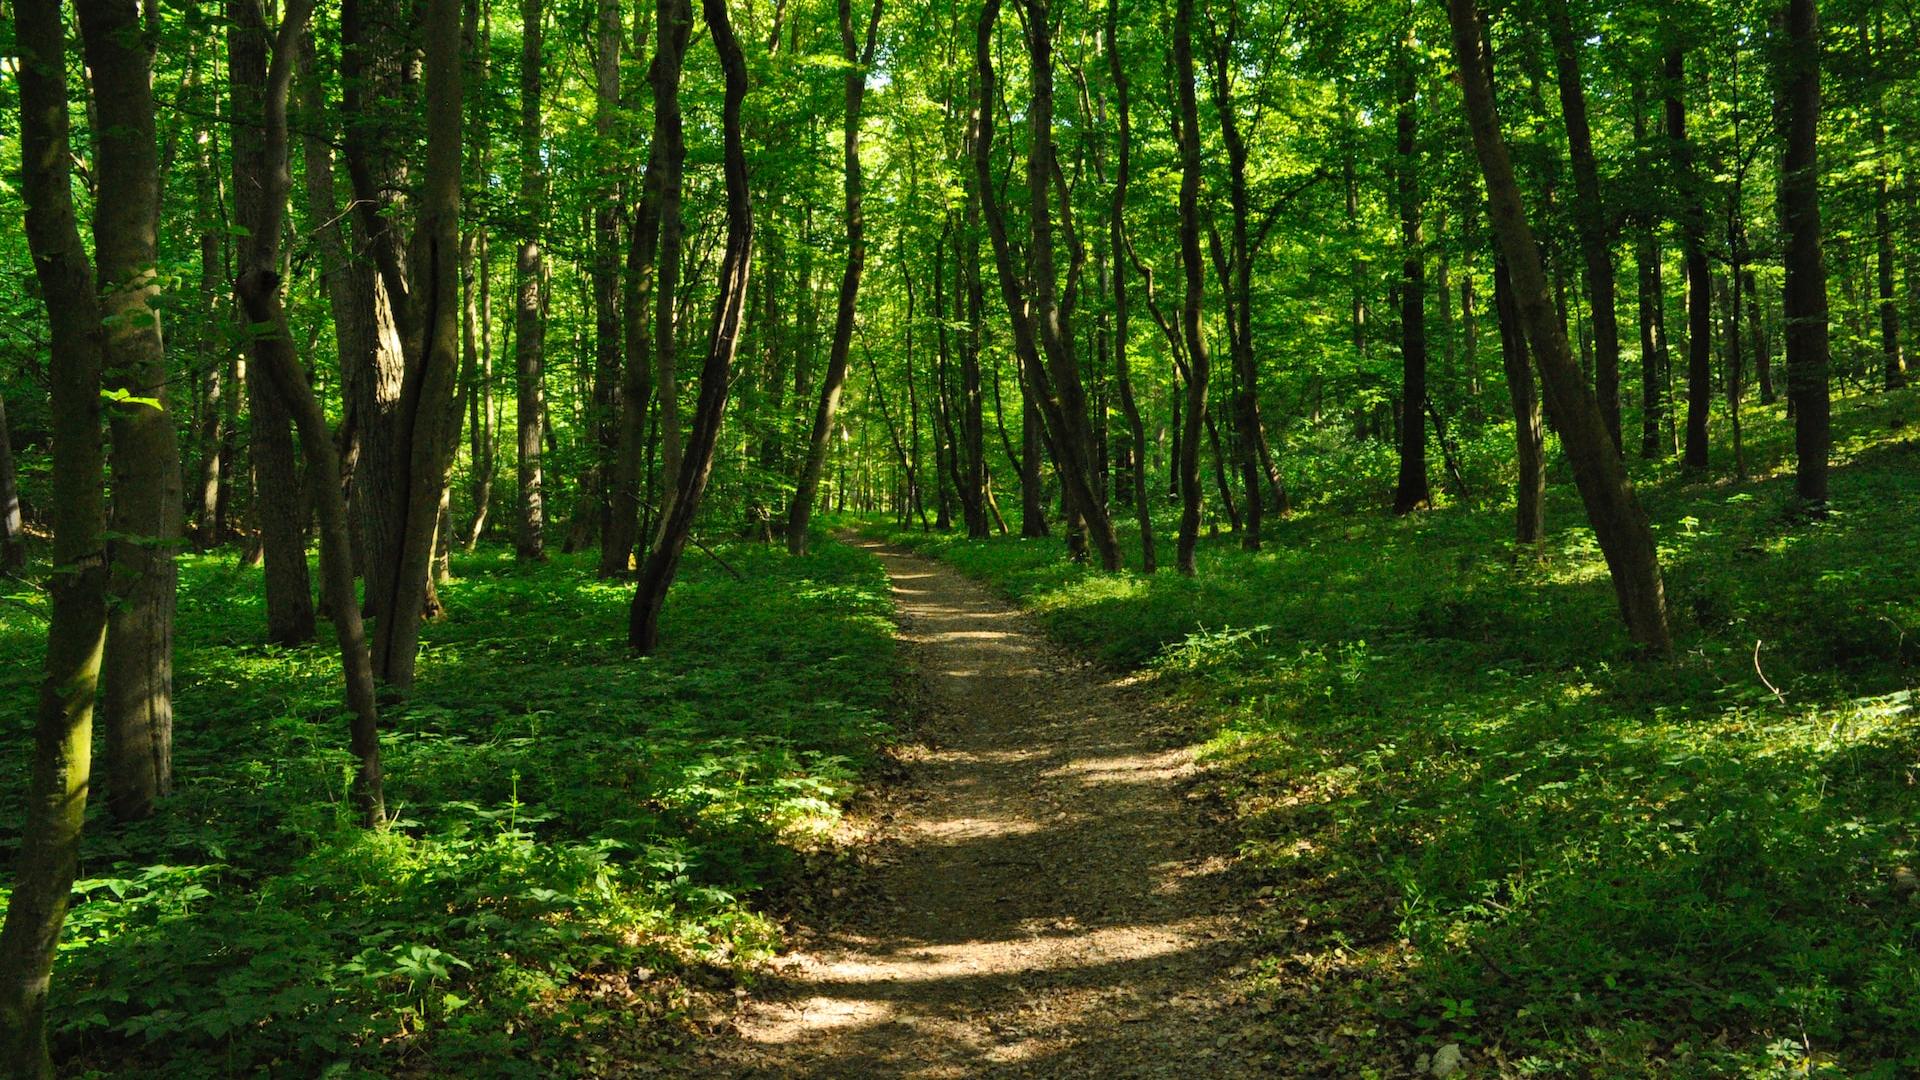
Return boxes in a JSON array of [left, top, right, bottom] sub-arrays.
[[709, 538, 1264, 1078]]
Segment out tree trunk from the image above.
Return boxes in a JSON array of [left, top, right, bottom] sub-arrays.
[[630, 0, 752, 655], [1392, 33, 1431, 515], [190, 110, 228, 552], [233, 2, 318, 650], [592, 0, 625, 539], [0, 394, 21, 571], [0, 5, 113, 1064], [1109, 0, 1154, 571], [515, 0, 548, 561], [1451, 0, 1671, 653], [1494, 253, 1544, 545], [1172, 0, 1210, 572], [79, 0, 183, 823], [787, 0, 883, 554], [1545, 0, 1622, 451], [1666, 47, 1712, 469], [1777, 0, 1830, 507], [1864, 25, 1902, 389]]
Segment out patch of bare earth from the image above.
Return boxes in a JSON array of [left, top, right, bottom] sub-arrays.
[[702, 539, 1269, 1078]]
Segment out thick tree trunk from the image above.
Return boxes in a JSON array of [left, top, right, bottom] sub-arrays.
[[0, 6, 113, 1064], [1109, 0, 1154, 571], [788, 0, 883, 554], [79, 0, 183, 823], [233, 2, 317, 649], [1392, 35, 1431, 516], [1545, 0, 1622, 451], [630, 0, 753, 655], [1778, 0, 1830, 507], [515, 0, 548, 561], [1451, 0, 1671, 652], [1666, 47, 1712, 469], [1172, 0, 1209, 572]]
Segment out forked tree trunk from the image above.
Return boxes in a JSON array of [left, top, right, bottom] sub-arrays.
[[79, 0, 183, 823], [0, 5, 113, 1068], [231, 0, 383, 825], [1449, 0, 1671, 653], [630, 0, 753, 655]]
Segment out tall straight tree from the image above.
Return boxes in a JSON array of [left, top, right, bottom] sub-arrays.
[[0, 0, 112, 1063], [515, 0, 549, 561], [591, 0, 624, 540], [972, 0, 1121, 570], [1665, 45, 1712, 469], [1448, 0, 1672, 652], [1109, 0, 1155, 571], [1777, 0, 1829, 507], [630, 0, 754, 654], [788, 0, 884, 555], [77, 0, 183, 823], [1392, 26, 1431, 515], [1544, 0, 1623, 451], [0, 396, 21, 571], [1172, 0, 1210, 572]]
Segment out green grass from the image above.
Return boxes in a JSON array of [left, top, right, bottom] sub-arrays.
[[0, 536, 897, 1077], [872, 389, 1920, 1077]]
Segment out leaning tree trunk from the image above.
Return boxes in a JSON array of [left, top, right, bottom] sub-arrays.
[[630, 0, 753, 655], [787, 0, 883, 555], [1778, 0, 1830, 507], [78, 0, 183, 823], [0, 0, 112, 1067], [1450, 0, 1672, 653], [232, 0, 318, 648], [231, 0, 384, 824], [514, 0, 548, 561], [1391, 32, 1431, 517], [1546, 0, 1623, 452]]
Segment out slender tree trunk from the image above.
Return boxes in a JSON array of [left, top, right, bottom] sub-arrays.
[[1109, 0, 1153, 571], [1778, 0, 1830, 507], [1451, 0, 1671, 652], [191, 112, 228, 551], [0, 395, 21, 571], [79, 0, 183, 822], [1173, 0, 1209, 572], [630, 0, 752, 654], [0, 5, 113, 1064], [1864, 27, 1902, 388], [1205, 18, 1268, 551], [515, 0, 548, 561], [1545, 0, 1622, 451], [592, 0, 625, 539], [1666, 47, 1712, 469], [1634, 92, 1673, 453], [788, 0, 883, 554], [1392, 33, 1431, 515]]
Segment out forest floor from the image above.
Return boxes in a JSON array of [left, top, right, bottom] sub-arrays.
[[706, 537, 1271, 1077]]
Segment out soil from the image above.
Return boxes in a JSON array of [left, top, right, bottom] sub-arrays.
[[704, 538, 1268, 1078]]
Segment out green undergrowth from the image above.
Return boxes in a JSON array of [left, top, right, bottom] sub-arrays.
[[0, 537, 895, 1077], [873, 390, 1920, 1077]]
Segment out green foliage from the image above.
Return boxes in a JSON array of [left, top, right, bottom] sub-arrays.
[[874, 391, 1920, 1076], [0, 539, 896, 1076]]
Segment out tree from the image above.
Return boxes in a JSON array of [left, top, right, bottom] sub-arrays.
[[1172, 0, 1211, 571], [1448, 0, 1672, 653], [1776, 0, 1829, 508], [1666, 44, 1713, 470], [1391, 25, 1431, 516]]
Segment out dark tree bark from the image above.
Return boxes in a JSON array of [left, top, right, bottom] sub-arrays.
[[972, 0, 1119, 569], [190, 105, 228, 552], [78, 0, 184, 823], [592, 0, 625, 542], [1634, 85, 1673, 453], [0, 394, 21, 571], [232, 0, 318, 649], [1863, 24, 1902, 389], [1777, 0, 1830, 507], [0, 3, 113, 1065], [1449, 0, 1671, 653], [231, 0, 384, 825], [1665, 46, 1712, 470], [603, 0, 691, 577], [1544, 0, 1622, 451], [630, 0, 753, 655], [1173, 0, 1210, 572], [1494, 252, 1545, 545], [515, 0, 548, 561], [1392, 32, 1431, 515], [1108, 0, 1154, 571], [788, 0, 883, 554]]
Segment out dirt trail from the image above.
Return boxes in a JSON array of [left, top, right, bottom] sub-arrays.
[[708, 538, 1265, 1078]]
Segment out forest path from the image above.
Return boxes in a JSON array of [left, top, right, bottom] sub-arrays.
[[707, 537, 1264, 1078]]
